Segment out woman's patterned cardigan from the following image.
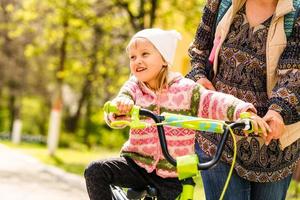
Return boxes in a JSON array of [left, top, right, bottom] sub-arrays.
[[185, 0, 300, 182], [105, 72, 255, 178], [186, 0, 300, 126]]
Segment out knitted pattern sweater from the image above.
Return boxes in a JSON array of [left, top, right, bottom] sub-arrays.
[[105, 72, 255, 178]]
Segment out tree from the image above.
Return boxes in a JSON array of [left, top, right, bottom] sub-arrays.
[[113, 0, 159, 31], [0, 0, 30, 136], [0, 0, 206, 149]]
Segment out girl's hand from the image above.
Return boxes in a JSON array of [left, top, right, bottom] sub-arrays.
[[263, 110, 286, 145], [112, 97, 134, 115], [197, 78, 216, 91], [246, 112, 271, 140]]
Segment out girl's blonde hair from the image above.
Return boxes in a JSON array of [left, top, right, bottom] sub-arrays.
[[146, 64, 168, 92]]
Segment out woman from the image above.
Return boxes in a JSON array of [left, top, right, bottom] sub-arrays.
[[186, 0, 300, 199]]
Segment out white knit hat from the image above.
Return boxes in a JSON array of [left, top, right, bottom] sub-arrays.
[[130, 28, 182, 66]]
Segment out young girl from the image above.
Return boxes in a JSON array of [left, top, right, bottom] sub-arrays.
[[84, 28, 270, 200]]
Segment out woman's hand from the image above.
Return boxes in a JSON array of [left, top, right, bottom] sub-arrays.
[[263, 110, 286, 145], [112, 97, 134, 115], [247, 112, 271, 140], [197, 78, 216, 91]]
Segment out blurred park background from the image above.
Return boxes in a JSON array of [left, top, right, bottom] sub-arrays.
[[0, 0, 300, 199], [0, 0, 203, 151], [0, 0, 203, 166]]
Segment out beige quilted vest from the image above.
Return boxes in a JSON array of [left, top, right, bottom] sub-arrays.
[[212, 0, 300, 149]]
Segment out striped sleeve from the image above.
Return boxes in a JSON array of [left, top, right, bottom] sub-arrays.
[[196, 84, 256, 121]]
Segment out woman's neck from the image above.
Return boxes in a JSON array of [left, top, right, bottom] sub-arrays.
[[249, 0, 278, 7], [246, 0, 278, 27]]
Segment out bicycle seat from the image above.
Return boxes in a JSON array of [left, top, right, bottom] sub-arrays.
[[127, 185, 157, 199]]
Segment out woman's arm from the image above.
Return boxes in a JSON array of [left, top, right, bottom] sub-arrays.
[[186, 0, 220, 82], [263, 19, 300, 144], [268, 19, 300, 125]]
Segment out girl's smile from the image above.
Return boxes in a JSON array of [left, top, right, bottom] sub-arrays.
[[136, 66, 147, 72]]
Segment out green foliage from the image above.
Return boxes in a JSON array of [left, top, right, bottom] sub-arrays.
[[21, 97, 49, 135], [99, 128, 128, 149], [0, 107, 9, 132], [0, 0, 206, 149], [158, 0, 206, 32]]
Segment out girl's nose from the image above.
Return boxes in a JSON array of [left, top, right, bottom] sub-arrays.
[[135, 57, 142, 65]]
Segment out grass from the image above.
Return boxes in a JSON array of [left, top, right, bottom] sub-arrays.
[[2, 140, 300, 200], [1, 140, 119, 175], [288, 181, 300, 200]]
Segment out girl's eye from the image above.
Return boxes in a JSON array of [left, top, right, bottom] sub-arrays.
[[130, 56, 136, 60], [142, 52, 149, 56]]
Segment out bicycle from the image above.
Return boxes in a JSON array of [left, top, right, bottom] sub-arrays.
[[104, 101, 256, 200]]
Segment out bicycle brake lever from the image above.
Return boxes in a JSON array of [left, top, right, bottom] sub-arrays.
[[110, 120, 131, 127]]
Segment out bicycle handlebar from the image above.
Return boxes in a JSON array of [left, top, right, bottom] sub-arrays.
[[104, 101, 251, 170]]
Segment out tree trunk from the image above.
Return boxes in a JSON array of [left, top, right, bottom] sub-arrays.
[[65, 25, 102, 132], [115, 0, 159, 30], [8, 94, 15, 136], [47, 4, 69, 155], [83, 97, 92, 149], [47, 97, 62, 156], [8, 94, 21, 138]]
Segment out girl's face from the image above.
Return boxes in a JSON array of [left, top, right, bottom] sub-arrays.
[[128, 38, 166, 89]]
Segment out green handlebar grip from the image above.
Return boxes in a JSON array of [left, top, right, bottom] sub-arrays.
[[103, 101, 140, 115], [240, 112, 251, 119], [239, 112, 265, 134], [103, 101, 118, 113], [103, 101, 145, 129]]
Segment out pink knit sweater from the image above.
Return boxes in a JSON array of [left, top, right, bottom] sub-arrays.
[[105, 72, 256, 178]]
